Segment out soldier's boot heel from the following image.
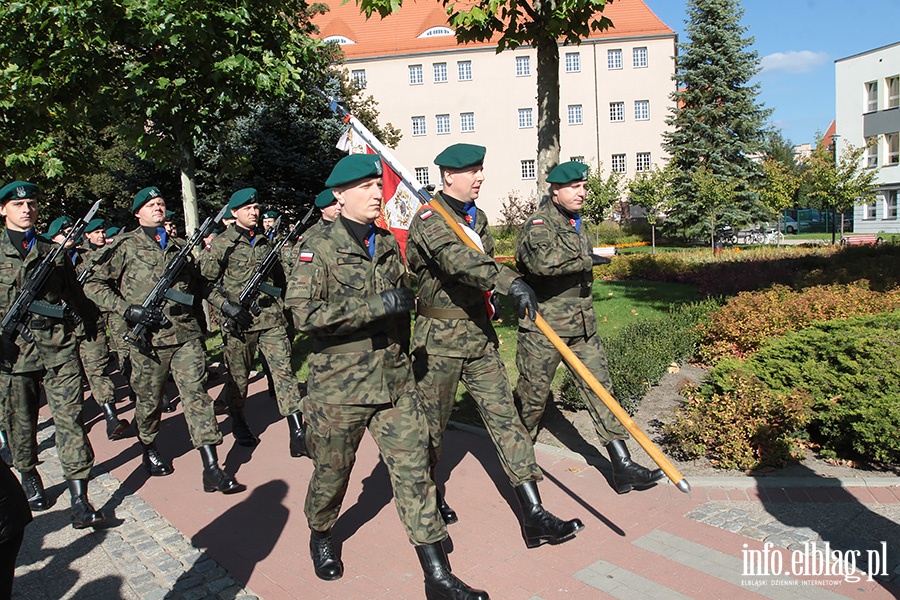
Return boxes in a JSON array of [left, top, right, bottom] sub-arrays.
[[21, 468, 50, 511], [198, 445, 245, 494], [160, 393, 176, 413], [287, 413, 309, 458], [436, 489, 458, 525], [228, 408, 258, 447], [141, 442, 174, 477], [514, 481, 584, 549], [0, 429, 12, 466], [101, 402, 130, 440], [606, 440, 665, 494], [309, 529, 343, 581], [415, 541, 490, 600], [68, 479, 106, 529]]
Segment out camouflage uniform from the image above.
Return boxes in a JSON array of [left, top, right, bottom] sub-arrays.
[[200, 225, 303, 417], [406, 192, 542, 487], [0, 232, 95, 480], [285, 218, 445, 544], [74, 244, 116, 407], [83, 228, 222, 449], [514, 199, 628, 443]]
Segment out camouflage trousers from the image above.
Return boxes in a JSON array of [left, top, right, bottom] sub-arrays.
[[515, 329, 628, 444], [304, 392, 447, 545], [0, 363, 94, 480], [131, 339, 222, 448], [107, 312, 130, 369], [221, 326, 303, 417], [77, 326, 116, 406], [412, 348, 543, 487]]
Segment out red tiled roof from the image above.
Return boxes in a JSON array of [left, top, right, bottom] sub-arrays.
[[314, 0, 674, 59]]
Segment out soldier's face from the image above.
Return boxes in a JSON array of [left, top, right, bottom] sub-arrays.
[[136, 197, 166, 227], [164, 221, 177, 237], [262, 217, 275, 230], [553, 181, 587, 213], [86, 229, 106, 246], [443, 166, 484, 202], [320, 201, 341, 222], [1, 198, 38, 232], [336, 177, 383, 224], [234, 203, 259, 230]]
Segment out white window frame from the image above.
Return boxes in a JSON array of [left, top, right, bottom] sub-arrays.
[[886, 190, 898, 220], [411, 116, 426, 136], [516, 55, 531, 77], [570, 155, 585, 163], [567, 104, 583, 126], [867, 137, 879, 168], [611, 154, 627, 174], [458, 60, 472, 81], [609, 102, 624, 122], [636, 152, 651, 172], [409, 64, 424, 85], [350, 69, 367, 88], [415, 167, 430, 186], [866, 199, 877, 220], [633, 46, 648, 68], [888, 132, 899, 165], [435, 114, 451, 135], [565, 52, 581, 73], [521, 159, 536, 180], [433, 62, 448, 83], [634, 100, 650, 121], [866, 81, 878, 112], [518, 108, 533, 128], [889, 76, 900, 109], [608, 49, 623, 70], [460, 112, 475, 133]]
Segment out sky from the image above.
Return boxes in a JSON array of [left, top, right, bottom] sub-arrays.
[[642, 0, 900, 147]]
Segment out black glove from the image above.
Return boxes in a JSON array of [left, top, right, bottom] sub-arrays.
[[222, 300, 253, 330], [591, 254, 612, 266], [0, 335, 19, 372], [380, 288, 416, 316], [507, 278, 539, 320], [124, 304, 165, 326]]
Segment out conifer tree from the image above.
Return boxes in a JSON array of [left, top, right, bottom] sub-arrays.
[[662, 0, 772, 241]]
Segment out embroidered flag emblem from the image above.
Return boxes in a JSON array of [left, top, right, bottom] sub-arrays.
[[420, 210, 434, 220], [532, 219, 544, 225], [299, 252, 314, 262]]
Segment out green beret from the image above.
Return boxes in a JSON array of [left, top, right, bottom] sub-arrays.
[[262, 209, 279, 220], [325, 154, 383, 188], [547, 161, 590, 184], [165, 209, 175, 220], [314, 188, 336, 208], [105, 226, 121, 238], [228, 188, 258, 212], [47, 215, 73, 238], [132, 186, 162, 212], [0, 181, 40, 204], [85, 218, 106, 233], [223, 207, 234, 220], [434, 143, 486, 169]]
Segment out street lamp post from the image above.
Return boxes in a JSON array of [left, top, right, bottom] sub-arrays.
[[831, 133, 841, 244]]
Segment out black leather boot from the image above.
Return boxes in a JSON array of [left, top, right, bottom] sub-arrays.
[[198, 445, 245, 494], [415, 542, 489, 600], [228, 408, 259, 447], [68, 479, 106, 529], [21, 469, 49, 511], [0, 429, 11, 466], [606, 439, 665, 494], [287, 413, 309, 458], [160, 393, 176, 413], [436, 488, 458, 525], [141, 442, 174, 477], [101, 402, 130, 440], [310, 528, 343, 581], [513, 482, 584, 549]]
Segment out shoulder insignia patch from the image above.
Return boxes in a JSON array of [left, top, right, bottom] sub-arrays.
[[420, 209, 435, 220], [298, 251, 314, 262], [532, 219, 544, 225]]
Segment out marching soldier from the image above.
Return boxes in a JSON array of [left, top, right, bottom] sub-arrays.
[[84, 186, 244, 494], [0, 181, 105, 528], [406, 144, 584, 548], [262, 210, 279, 239], [515, 162, 664, 493], [285, 155, 489, 599], [200, 188, 308, 457]]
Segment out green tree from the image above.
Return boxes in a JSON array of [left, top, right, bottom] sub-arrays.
[[759, 157, 801, 240], [357, 0, 614, 194], [582, 164, 621, 244], [662, 0, 771, 241], [692, 164, 737, 251], [627, 165, 673, 252]]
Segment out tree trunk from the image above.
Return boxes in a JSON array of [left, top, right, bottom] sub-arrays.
[[535, 34, 560, 202], [179, 141, 200, 236]]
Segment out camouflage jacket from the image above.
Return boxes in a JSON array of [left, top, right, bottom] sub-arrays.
[[515, 200, 597, 338], [84, 228, 208, 347], [406, 192, 519, 358], [0, 230, 85, 372], [200, 226, 287, 332], [285, 218, 414, 405]]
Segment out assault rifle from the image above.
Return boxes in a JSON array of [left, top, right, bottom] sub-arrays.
[[0, 201, 100, 370], [222, 205, 317, 339], [124, 204, 229, 348]]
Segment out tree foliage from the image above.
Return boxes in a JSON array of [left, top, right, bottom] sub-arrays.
[[582, 164, 621, 227], [627, 165, 673, 251], [692, 164, 738, 250], [803, 137, 877, 218]]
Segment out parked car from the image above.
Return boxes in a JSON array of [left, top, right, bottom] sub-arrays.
[[779, 216, 799, 234]]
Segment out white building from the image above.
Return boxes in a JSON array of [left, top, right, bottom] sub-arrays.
[[314, 0, 676, 222], [835, 41, 900, 234]]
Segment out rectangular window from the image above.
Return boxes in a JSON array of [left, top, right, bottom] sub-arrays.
[[435, 114, 451, 134], [518, 108, 533, 128], [570, 155, 585, 163], [433, 62, 448, 83], [888, 132, 899, 164], [633, 46, 648, 68], [565, 52, 581, 73], [521, 159, 536, 180], [411, 116, 426, 136], [609, 101, 624, 122], [867, 137, 879, 168], [460, 112, 475, 132], [611, 154, 626, 173], [866, 81, 878, 112], [889, 76, 900, 109], [409, 64, 424, 85], [636, 152, 651, 172], [887, 190, 898, 220], [866, 200, 877, 219], [350, 69, 367, 88], [516, 55, 531, 77], [458, 60, 472, 81], [634, 100, 650, 121], [608, 49, 623, 70], [415, 167, 430, 187], [567, 104, 583, 125]]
